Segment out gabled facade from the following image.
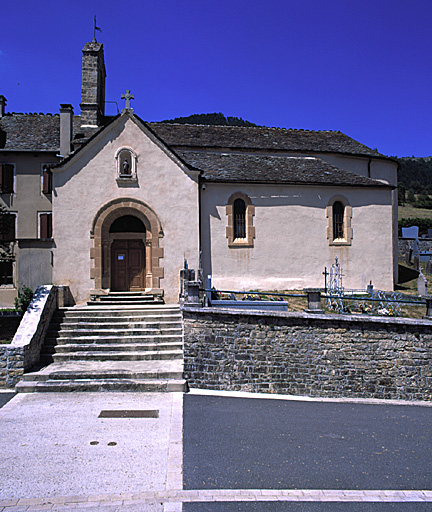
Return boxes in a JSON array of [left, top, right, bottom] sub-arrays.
[[0, 40, 398, 306]]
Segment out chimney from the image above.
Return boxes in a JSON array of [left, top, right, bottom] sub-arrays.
[[80, 41, 106, 127], [0, 96, 7, 118], [59, 104, 74, 157]]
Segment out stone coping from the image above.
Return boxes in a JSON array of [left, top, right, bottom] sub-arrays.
[[182, 305, 432, 327], [11, 285, 54, 348]]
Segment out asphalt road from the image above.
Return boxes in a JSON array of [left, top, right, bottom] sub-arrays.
[[183, 394, 432, 511]]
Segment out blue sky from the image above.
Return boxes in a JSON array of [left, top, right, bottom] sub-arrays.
[[1, 0, 431, 157]]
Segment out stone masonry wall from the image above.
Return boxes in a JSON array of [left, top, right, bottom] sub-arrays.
[[0, 285, 60, 387], [183, 308, 432, 401]]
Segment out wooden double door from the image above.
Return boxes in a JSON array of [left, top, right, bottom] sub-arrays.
[[111, 239, 145, 291]]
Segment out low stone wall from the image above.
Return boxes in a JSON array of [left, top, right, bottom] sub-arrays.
[[0, 285, 58, 387], [399, 238, 432, 254], [183, 307, 432, 401]]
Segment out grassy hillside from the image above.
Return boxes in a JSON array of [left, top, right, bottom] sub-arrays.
[[398, 205, 432, 220]]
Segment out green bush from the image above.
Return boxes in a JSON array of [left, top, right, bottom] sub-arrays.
[[14, 286, 34, 314]]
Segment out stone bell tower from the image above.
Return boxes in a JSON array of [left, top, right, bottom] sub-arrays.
[[80, 40, 106, 127]]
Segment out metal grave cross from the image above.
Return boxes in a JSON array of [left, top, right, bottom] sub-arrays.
[[121, 90, 134, 111]]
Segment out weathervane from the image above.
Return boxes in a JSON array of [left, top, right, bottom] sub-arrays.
[[121, 90, 135, 113], [93, 15, 102, 42]]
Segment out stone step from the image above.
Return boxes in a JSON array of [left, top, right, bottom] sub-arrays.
[[46, 342, 182, 353], [50, 349, 183, 362], [49, 320, 182, 328], [44, 335, 183, 345], [21, 370, 183, 381], [55, 310, 182, 319], [47, 329, 182, 339], [15, 378, 187, 393]]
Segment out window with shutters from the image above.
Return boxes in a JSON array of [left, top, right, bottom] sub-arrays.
[[226, 192, 255, 247], [0, 212, 16, 242], [42, 166, 52, 194], [39, 212, 52, 239], [0, 163, 15, 194], [326, 196, 353, 246]]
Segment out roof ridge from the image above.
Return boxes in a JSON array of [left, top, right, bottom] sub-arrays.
[[152, 121, 339, 134], [5, 112, 58, 117]]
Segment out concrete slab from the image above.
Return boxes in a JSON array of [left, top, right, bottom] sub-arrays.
[[0, 392, 183, 500]]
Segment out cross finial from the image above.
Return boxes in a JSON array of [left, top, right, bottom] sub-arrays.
[[121, 89, 134, 113]]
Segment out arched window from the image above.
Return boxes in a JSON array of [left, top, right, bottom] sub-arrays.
[[326, 196, 353, 246], [332, 201, 344, 240], [233, 198, 246, 239], [226, 192, 255, 247]]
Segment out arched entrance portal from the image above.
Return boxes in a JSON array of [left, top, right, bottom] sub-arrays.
[[90, 199, 164, 295], [110, 215, 146, 291]]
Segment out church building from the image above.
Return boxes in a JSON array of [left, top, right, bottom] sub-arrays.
[[0, 40, 398, 306]]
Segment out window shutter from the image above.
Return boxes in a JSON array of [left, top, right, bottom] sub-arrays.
[[42, 169, 52, 194], [0, 214, 16, 242], [40, 213, 52, 239], [47, 213, 52, 238], [0, 164, 3, 193], [40, 213, 48, 239], [3, 165, 14, 193]]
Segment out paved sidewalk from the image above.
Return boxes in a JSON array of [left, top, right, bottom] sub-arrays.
[[0, 392, 183, 512]]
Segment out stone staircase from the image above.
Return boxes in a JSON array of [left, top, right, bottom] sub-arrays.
[[15, 294, 186, 393]]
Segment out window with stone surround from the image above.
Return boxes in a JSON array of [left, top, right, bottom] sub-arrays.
[[326, 196, 352, 246], [226, 192, 255, 247]]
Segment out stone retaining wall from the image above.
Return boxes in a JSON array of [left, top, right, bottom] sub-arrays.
[[0, 285, 58, 387], [183, 307, 432, 401]]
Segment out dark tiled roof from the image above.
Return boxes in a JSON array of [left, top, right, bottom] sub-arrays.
[[0, 113, 101, 151], [0, 113, 60, 151], [176, 151, 389, 187], [150, 123, 384, 158]]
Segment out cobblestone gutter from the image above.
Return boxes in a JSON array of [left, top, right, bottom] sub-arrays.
[[183, 307, 432, 401], [0, 286, 57, 387]]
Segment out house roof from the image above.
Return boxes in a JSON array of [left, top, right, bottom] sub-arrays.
[[149, 123, 385, 158], [0, 113, 101, 151], [177, 151, 391, 187]]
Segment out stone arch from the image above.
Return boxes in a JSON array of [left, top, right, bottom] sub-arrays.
[[90, 198, 164, 292]]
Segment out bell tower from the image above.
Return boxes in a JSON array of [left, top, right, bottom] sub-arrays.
[[80, 40, 106, 127]]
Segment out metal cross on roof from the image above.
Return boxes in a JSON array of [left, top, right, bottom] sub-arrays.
[[121, 90, 134, 112]]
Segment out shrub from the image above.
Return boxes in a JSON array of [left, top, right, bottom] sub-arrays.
[[14, 286, 34, 314]]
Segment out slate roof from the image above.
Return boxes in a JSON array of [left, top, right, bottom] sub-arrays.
[[149, 123, 385, 158], [0, 113, 100, 151], [176, 151, 390, 187]]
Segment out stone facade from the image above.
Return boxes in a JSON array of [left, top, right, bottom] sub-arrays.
[[183, 308, 432, 401]]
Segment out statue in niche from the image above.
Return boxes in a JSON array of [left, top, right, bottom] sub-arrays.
[[122, 157, 131, 174]]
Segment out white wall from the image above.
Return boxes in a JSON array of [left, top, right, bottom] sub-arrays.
[[201, 182, 394, 292]]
